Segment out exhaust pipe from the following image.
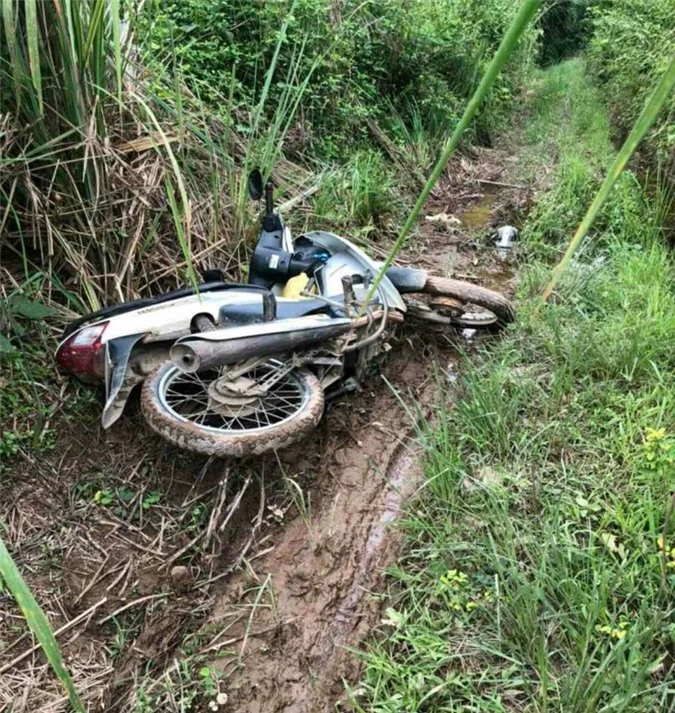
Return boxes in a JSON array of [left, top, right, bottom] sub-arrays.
[[171, 322, 352, 372]]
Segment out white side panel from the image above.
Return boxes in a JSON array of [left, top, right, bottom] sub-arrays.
[[64, 289, 343, 346]]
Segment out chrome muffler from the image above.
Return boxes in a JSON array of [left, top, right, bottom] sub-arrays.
[[171, 318, 352, 372]]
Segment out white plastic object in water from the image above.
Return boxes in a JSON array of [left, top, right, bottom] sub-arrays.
[[495, 225, 519, 249]]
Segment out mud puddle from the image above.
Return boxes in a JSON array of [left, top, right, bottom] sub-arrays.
[[199, 156, 523, 712]]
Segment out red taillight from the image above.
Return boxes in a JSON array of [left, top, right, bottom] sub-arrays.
[[56, 322, 108, 382]]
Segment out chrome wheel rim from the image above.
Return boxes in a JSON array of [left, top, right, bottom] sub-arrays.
[[158, 360, 310, 434]]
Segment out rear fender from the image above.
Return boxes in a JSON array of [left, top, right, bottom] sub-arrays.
[[101, 335, 170, 428]]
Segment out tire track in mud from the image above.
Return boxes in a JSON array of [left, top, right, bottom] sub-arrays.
[[204, 158, 521, 712], [209, 363, 435, 713]]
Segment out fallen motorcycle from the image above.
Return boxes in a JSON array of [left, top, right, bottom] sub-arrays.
[[56, 169, 514, 457]]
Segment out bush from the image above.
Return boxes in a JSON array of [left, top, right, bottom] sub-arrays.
[[587, 0, 675, 164], [539, 0, 591, 65], [143, 0, 540, 156]]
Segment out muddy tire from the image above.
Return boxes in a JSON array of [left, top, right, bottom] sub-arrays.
[[422, 275, 515, 324], [141, 361, 325, 458]]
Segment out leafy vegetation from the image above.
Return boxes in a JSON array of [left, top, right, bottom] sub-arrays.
[[541, 54, 675, 300], [0, 0, 318, 309], [352, 59, 675, 713], [588, 0, 675, 163], [1, 0, 674, 709], [144, 0, 540, 156]]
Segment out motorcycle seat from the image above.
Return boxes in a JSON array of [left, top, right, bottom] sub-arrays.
[[62, 281, 268, 339], [219, 297, 345, 324]]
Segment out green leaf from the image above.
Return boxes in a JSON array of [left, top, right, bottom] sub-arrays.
[[9, 295, 55, 320], [0, 334, 15, 353], [0, 536, 85, 712]]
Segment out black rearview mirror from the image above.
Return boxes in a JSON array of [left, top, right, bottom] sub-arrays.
[[248, 169, 264, 201]]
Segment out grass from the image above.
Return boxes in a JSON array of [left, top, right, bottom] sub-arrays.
[[312, 150, 399, 237], [0, 536, 85, 712], [541, 52, 675, 301], [351, 59, 675, 713]]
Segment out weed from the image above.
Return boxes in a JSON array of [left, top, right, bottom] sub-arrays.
[[313, 151, 398, 235], [353, 58, 675, 713]]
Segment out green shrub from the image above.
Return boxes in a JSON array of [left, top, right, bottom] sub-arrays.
[[143, 0, 540, 156], [587, 0, 675, 163]]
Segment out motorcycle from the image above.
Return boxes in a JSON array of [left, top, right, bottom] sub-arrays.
[[56, 169, 514, 457]]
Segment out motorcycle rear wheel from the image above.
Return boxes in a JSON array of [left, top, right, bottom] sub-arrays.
[[141, 360, 324, 457]]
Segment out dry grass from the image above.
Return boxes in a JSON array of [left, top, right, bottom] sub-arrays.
[[0, 410, 287, 712], [0, 0, 314, 313]]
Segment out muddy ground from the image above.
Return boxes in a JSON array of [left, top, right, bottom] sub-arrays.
[[0, 147, 528, 713]]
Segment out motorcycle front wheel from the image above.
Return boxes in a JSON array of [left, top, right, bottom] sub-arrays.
[[421, 275, 515, 324], [141, 359, 324, 457]]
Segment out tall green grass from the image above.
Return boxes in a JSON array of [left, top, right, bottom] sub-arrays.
[[541, 53, 675, 301], [0, 0, 190, 307], [352, 59, 675, 713]]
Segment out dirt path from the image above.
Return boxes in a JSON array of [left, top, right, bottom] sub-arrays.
[[0, 148, 526, 713], [201, 149, 526, 712]]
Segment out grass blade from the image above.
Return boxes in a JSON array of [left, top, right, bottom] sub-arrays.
[[361, 0, 542, 310], [110, 0, 122, 103], [24, 0, 43, 114], [0, 536, 85, 713], [541, 53, 675, 302], [2, 0, 24, 91]]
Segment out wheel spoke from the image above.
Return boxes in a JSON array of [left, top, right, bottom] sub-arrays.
[[160, 360, 309, 434]]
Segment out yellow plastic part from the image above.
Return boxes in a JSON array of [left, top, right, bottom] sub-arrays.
[[281, 272, 312, 299]]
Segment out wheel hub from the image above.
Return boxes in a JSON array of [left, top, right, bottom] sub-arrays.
[[207, 375, 267, 417]]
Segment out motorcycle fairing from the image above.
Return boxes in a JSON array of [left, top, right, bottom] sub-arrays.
[[303, 231, 407, 312]]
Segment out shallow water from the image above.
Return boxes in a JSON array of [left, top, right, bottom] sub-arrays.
[[459, 192, 497, 229]]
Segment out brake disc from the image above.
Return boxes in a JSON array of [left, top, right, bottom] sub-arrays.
[[429, 295, 464, 316], [452, 311, 498, 327], [406, 300, 498, 327]]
